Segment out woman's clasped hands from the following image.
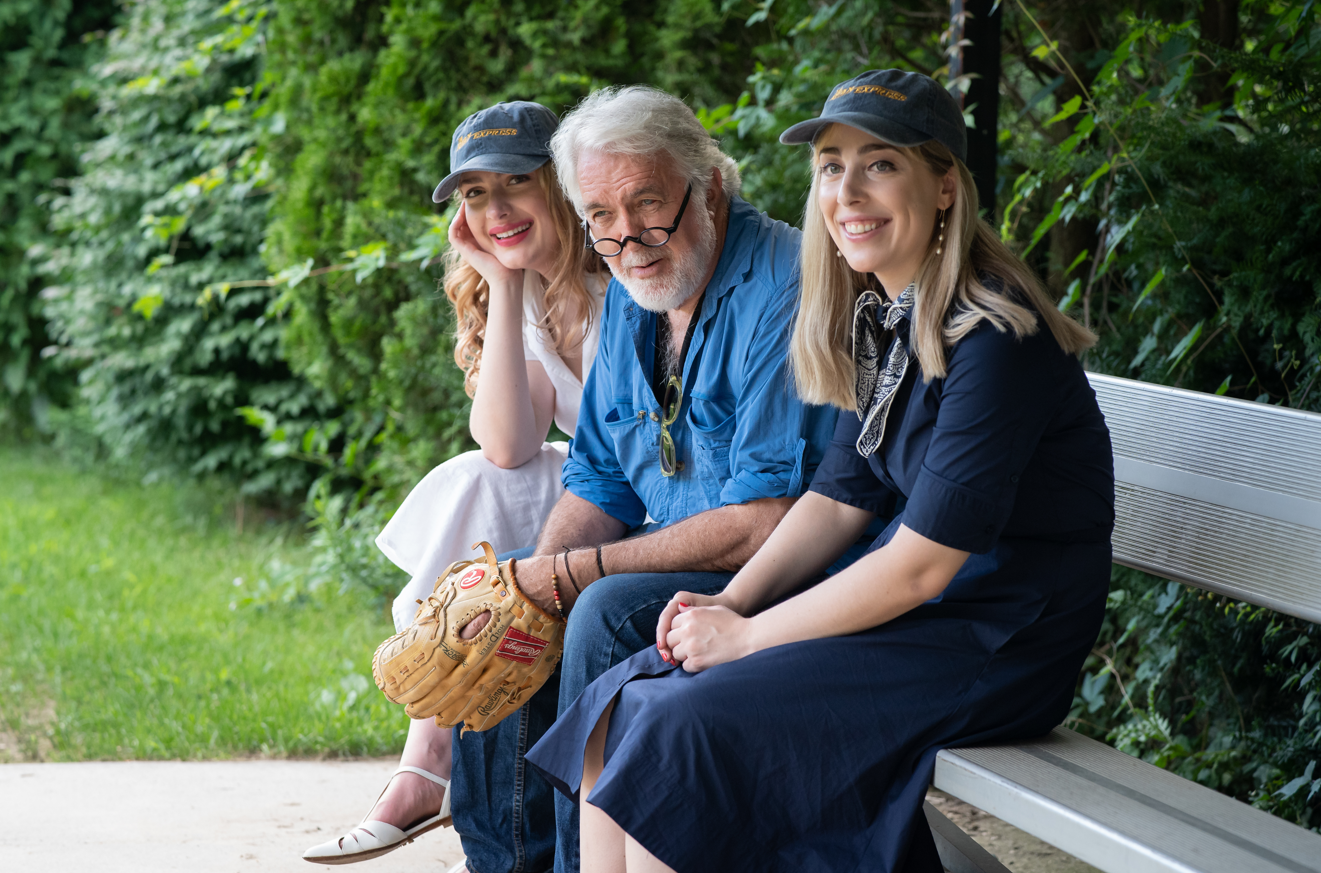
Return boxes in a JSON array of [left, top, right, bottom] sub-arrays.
[[656, 592, 757, 673]]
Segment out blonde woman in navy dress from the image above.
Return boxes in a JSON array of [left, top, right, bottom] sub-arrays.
[[525, 69, 1114, 873]]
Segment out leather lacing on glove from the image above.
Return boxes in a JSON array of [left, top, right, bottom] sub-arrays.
[[412, 551, 508, 642]]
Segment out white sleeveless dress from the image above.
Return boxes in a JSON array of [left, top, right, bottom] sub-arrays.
[[376, 270, 606, 631]]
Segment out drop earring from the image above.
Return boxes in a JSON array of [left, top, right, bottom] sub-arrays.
[[936, 209, 946, 256]]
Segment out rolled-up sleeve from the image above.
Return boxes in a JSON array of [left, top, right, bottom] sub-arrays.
[[902, 324, 1059, 553], [562, 308, 647, 528], [718, 283, 835, 506]]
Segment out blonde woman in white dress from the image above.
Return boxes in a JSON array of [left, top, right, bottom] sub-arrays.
[[304, 101, 604, 866]]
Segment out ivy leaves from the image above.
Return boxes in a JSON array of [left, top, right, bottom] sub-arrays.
[[1002, 5, 1321, 410], [35, 0, 328, 497], [1078, 573, 1321, 826]]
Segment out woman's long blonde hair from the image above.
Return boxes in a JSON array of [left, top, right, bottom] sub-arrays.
[[445, 162, 603, 397], [791, 138, 1096, 410]]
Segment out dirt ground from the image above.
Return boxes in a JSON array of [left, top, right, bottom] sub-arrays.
[[926, 789, 1101, 873], [0, 758, 1098, 872]]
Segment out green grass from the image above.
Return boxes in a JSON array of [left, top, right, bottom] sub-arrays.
[[0, 445, 409, 761]]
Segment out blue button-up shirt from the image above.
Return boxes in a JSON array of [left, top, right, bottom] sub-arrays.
[[563, 197, 837, 527]]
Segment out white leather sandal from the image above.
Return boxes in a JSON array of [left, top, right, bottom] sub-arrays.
[[302, 765, 452, 865]]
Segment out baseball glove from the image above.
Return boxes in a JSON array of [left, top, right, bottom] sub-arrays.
[[371, 541, 565, 733]]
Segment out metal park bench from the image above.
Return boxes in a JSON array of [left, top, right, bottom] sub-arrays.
[[924, 372, 1321, 873]]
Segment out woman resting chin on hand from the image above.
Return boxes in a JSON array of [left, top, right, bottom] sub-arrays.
[[523, 69, 1115, 873], [302, 101, 605, 868]]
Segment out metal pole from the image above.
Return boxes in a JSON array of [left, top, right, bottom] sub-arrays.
[[949, 0, 1002, 216]]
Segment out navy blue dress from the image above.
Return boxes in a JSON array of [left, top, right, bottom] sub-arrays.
[[526, 308, 1115, 873]]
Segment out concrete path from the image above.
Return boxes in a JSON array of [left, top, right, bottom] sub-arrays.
[[0, 759, 464, 873], [0, 759, 1098, 872]]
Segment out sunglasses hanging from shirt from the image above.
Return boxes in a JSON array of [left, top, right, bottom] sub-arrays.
[[654, 291, 704, 477], [659, 375, 683, 476]]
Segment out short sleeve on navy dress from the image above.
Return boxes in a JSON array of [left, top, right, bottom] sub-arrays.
[[808, 412, 898, 517], [903, 324, 1060, 553], [810, 317, 1113, 556]]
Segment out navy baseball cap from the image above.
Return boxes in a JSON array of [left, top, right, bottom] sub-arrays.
[[779, 69, 967, 163], [432, 101, 559, 203]]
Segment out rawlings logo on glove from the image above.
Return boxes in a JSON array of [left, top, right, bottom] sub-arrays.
[[371, 542, 565, 733], [497, 628, 550, 664]]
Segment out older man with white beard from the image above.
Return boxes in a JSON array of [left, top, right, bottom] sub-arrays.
[[445, 86, 839, 873]]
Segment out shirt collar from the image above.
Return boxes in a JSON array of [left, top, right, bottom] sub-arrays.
[[701, 197, 758, 301], [622, 196, 761, 376]]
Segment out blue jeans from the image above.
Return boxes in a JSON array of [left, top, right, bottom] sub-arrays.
[[450, 545, 732, 873]]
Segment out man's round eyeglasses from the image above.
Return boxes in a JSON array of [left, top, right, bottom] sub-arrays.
[[583, 184, 693, 258]]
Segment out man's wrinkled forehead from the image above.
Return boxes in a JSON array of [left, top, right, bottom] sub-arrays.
[[577, 150, 683, 211]]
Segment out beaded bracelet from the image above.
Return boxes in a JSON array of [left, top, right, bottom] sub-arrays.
[[549, 553, 565, 619]]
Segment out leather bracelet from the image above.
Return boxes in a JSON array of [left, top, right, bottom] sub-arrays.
[[595, 544, 606, 579], [549, 553, 565, 619], [561, 546, 581, 595]]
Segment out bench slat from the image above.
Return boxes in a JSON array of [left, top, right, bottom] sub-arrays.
[[1113, 483, 1321, 622], [934, 728, 1321, 873], [1089, 373, 1321, 623], [1090, 374, 1321, 503]]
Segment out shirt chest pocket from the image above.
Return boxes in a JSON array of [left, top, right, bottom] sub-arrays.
[[687, 397, 737, 504], [604, 403, 654, 479]]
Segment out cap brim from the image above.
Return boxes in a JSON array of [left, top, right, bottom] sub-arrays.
[[778, 112, 932, 150], [432, 153, 550, 203]]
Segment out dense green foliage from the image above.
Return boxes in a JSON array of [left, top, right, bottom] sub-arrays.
[[5, 0, 1319, 829], [999, 3, 1321, 412], [253, 0, 791, 500], [35, 0, 329, 496], [0, 445, 403, 759], [0, 0, 116, 434], [1075, 573, 1321, 828]]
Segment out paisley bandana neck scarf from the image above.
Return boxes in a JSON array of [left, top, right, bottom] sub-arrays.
[[852, 283, 915, 456]]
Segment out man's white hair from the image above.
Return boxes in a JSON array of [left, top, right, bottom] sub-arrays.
[[550, 85, 742, 214]]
